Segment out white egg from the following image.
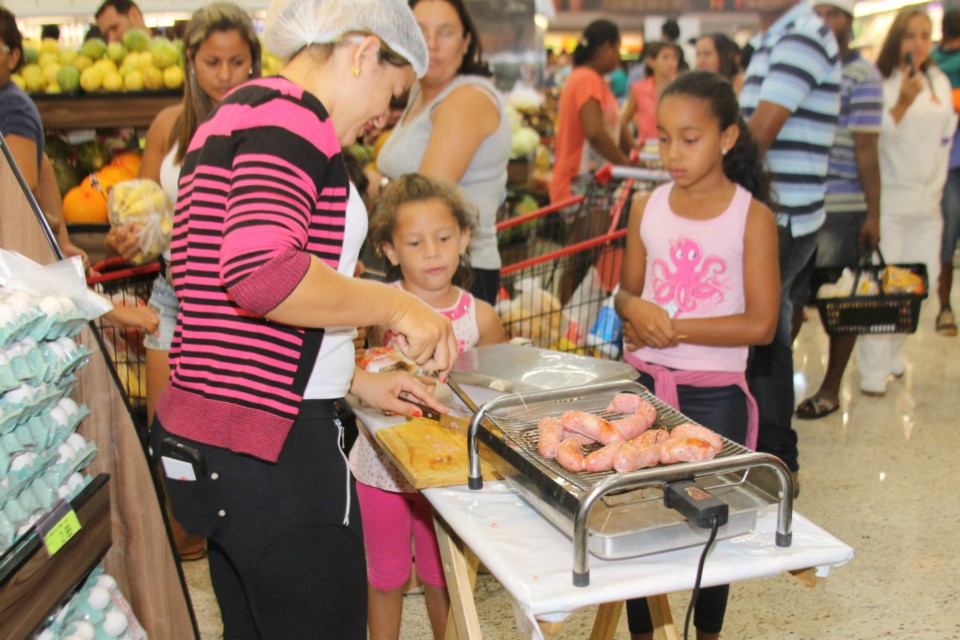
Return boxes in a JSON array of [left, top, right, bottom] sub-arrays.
[[66, 433, 87, 451], [87, 585, 112, 610], [56, 336, 79, 353], [57, 442, 77, 463], [58, 397, 80, 416], [96, 574, 118, 591], [67, 472, 85, 491], [60, 296, 78, 313], [102, 610, 129, 636], [5, 293, 32, 315], [64, 620, 96, 639], [49, 406, 70, 428], [9, 451, 36, 471], [57, 484, 72, 499], [38, 296, 64, 317], [45, 341, 67, 362], [5, 383, 35, 403], [0, 305, 15, 326]]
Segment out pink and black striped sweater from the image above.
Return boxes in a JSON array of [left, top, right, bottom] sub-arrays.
[[156, 77, 348, 462]]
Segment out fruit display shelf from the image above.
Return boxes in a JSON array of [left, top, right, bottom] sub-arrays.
[[32, 90, 183, 130]]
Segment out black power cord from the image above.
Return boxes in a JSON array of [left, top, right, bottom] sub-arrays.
[[683, 514, 722, 640]]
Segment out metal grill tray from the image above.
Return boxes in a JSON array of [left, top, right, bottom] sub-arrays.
[[457, 379, 791, 566]]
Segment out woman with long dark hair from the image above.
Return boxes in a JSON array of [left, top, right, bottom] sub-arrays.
[[695, 33, 744, 94], [857, 9, 956, 396]]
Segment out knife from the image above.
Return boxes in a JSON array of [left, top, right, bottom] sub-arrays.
[[405, 399, 470, 433]]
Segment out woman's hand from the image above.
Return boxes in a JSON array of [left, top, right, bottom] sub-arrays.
[[389, 299, 458, 381], [104, 304, 160, 336], [896, 73, 925, 111], [620, 296, 678, 350], [105, 222, 143, 263], [351, 368, 448, 418]]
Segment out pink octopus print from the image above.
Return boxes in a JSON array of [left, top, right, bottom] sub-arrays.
[[651, 236, 728, 316]]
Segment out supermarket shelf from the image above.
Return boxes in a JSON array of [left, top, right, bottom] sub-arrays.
[[33, 91, 183, 129], [0, 474, 112, 640]]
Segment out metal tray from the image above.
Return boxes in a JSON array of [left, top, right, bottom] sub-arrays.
[[450, 344, 637, 394]]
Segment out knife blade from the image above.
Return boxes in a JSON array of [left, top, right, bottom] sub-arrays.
[[405, 399, 470, 433]]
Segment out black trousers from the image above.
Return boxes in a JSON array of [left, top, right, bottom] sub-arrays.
[[626, 371, 746, 635], [151, 400, 365, 639]]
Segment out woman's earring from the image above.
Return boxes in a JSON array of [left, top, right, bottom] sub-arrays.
[[721, 148, 728, 156], [352, 67, 361, 78]]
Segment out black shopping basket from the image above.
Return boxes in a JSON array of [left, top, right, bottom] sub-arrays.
[[86, 256, 160, 423], [814, 249, 928, 336]]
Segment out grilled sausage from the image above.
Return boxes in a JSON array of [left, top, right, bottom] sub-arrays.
[[636, 428, 670, 447], [613, 441, 661, 472], [611, 413, 653, 440], [555, 438, 586, 472], [669, 423, 723, 455], [537, 416, 565, 459], [606, 392, 644, 414], [606, 393, 658, 425], [660, 437, 716, 464], [561, 410, 624, 445], [584, 441, 623, 472]]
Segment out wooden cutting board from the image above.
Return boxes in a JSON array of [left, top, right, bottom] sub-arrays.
[[376, 417, 499, 488]]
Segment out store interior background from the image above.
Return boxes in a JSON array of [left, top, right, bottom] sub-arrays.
[[5, 0, 959, 92]]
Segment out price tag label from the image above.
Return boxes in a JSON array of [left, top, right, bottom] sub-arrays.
[[36, 498, 82, 556]]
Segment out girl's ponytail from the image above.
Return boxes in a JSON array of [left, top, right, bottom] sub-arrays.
[[723, 115, 773, 208]]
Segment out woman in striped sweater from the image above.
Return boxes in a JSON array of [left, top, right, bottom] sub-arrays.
[[148, 1, 456, 637]]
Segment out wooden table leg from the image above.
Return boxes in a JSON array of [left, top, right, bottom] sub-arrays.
[[649, 594, 679, 640], [434, 513, 483, 640], [589, 600, 624, 640]]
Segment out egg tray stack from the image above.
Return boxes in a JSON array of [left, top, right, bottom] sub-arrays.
[[0, 290, 99, 554], [32, 567, 148, 640]]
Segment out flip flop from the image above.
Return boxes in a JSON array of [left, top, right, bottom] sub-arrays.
[[795, 395, 839, 420]]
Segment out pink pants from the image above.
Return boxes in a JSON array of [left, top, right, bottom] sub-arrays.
[[355, 481, 446, 590]]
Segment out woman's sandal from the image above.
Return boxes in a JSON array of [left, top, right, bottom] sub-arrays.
[[795, 395, 840, 420]]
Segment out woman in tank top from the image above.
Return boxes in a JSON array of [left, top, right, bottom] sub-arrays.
[[375, 0, 512, 306]]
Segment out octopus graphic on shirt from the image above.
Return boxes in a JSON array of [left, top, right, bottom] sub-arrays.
[[651, 236, 729, 317]]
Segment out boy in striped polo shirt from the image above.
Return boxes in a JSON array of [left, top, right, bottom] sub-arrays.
[[738, 0, 840, 493], [795, 0, 883, 420]]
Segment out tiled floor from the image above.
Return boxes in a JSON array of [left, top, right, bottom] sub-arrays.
[[182, 268, 960, 639]]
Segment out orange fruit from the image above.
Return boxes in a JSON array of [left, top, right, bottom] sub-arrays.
[[94, 164, 135, 195], [111, 150, 142, 177], [62, 179, 108, 224]]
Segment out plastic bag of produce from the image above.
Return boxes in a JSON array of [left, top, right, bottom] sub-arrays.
[[107, 179, 173, 265]]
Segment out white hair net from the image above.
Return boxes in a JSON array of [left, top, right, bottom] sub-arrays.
[[264, 0, 429, 78]]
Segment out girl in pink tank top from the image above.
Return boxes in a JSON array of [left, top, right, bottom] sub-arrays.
[[614, 71, 781, 640], [350, 174, 504, 640]]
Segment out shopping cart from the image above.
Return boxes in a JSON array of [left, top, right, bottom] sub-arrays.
[[86, 256, 160, 426], [495, 164, 669, 359]]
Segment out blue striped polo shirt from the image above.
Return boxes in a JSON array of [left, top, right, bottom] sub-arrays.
[[825, 51, 883, 215], [739, 2, 841, 237]]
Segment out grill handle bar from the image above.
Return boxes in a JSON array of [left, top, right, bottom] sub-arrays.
[[572, 452, 794, 587], [456, 379, 646, 491]]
